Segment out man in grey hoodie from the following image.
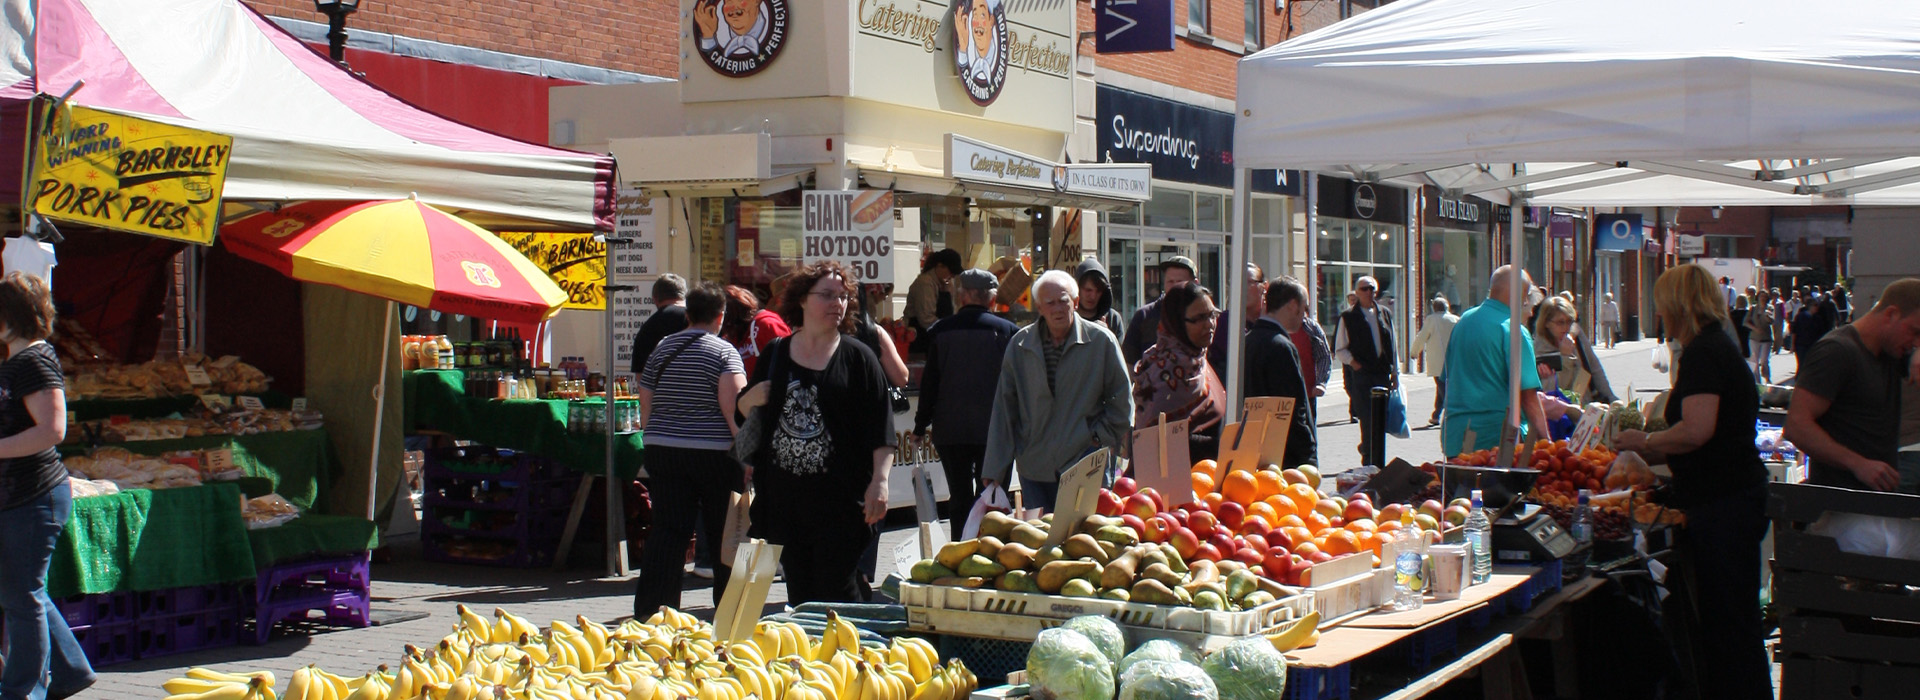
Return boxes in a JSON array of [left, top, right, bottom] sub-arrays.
[[1075, 258, 1126, 334], [984, 270, 1134, 511]]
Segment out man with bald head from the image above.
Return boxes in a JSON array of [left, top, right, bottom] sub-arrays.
[[1440, 266, 1551, 457], [984, 270, 1134, 510]]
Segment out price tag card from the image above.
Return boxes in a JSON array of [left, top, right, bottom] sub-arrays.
[[185, 366, 213, 387], [291, 398, 308, 412], [1044, 448, 1110, 549], [205, 448, 235, 473], [211, 355, 241, 369], [237, 396, 265, 411], [715, 540, 784, 644], [1130, 415, 1192, 507], [893, 531, 922, 578], [198, 394, 232, 410]]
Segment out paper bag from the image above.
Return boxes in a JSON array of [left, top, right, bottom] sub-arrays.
[[720, 488, 753, 564]]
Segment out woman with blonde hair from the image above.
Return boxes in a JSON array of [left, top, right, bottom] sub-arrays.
[[1613, 263, 1770, 699]]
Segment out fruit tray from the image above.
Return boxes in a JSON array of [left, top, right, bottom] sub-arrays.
[[1307, 568, 1394, 626], [899, 581, 1312, 652]]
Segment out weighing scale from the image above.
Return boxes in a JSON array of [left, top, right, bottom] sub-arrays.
[[1491, 503, 1579, 564]]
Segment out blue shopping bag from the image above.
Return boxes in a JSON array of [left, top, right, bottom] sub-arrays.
[[1385, 386, 1412, 439]]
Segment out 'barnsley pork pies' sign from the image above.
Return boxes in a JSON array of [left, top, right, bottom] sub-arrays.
[[801, 190, 895, 282], [27, 100, 233, 245]]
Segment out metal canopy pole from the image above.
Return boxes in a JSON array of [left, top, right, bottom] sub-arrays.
[[1497, 181, 1527, 468], [1226, 168, 1251, 423]]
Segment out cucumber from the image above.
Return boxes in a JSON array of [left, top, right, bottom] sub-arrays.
[[791, 602, 908, 622]]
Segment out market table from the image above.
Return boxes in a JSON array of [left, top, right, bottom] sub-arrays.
[[403, 369, 642, 478], [62, 429, 340, 512], [49, 482, 258, 598], [248, 514, 381, 569], [67, 391, 294, 422]]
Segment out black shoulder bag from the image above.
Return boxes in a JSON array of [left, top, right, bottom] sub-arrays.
[[729, 337, 790, 466]]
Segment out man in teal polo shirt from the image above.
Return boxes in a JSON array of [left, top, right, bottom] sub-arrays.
[[1441, 266, 1552, 456]]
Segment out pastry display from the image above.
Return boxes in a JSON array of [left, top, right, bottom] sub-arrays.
[[66, 352, 272, 399]]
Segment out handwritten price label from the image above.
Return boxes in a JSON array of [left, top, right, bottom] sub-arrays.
[[237, 396, 265, 411], [185, 366, 213, 386]]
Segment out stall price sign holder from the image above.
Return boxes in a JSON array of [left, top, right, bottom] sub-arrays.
[[237, 396, 265, 411], [1043, 448, 1111, 549], [1219, 396, 1295, 473], [1130, 413, 1192, 507], [893, 522, 952, 578], [204, 448, 235, 475], [291, 398, 308, 411], [715, 539, 783, 644], [185, 365, 213, 388]]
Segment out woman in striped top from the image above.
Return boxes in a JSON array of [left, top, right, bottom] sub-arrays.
[[633, 282, 747, 616]]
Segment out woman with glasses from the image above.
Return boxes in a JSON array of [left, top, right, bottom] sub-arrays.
[[736, 261, 896, 603], [1131, 284, 1226, 462]]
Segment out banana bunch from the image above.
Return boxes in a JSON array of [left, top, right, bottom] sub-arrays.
[[163, 670, 276, 700], [284, 666, 376, 700], [643, 606, 703, 632], [809, 612, 861, 663], [1263, 610, 1322, 652], [750, 620, 814, 661]]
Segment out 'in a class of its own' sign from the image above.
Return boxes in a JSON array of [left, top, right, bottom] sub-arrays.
[[801, 190, 895, 282]]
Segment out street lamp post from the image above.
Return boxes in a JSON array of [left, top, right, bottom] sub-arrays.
[[314, 0, 361, 65]]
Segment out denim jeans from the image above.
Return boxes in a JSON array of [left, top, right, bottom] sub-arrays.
[[1, 481, 94, 700]]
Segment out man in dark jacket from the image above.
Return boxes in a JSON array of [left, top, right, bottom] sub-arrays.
[[1336, 275, 1398, 457], [913, 269, 1020, 539], [1122, 256, 1197, 367], [1075, 258, 1126, 335], [629, 274, 690, 375], [1244, 276, 1318, 467]]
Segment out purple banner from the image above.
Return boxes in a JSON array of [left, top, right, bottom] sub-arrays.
[[1548, 211, 1576, 239]]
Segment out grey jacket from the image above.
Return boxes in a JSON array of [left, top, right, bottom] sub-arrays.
[[984, 316, 1135, 485]]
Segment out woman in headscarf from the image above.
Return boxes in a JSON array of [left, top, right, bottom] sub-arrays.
[[1131, 284, 1226, 462]]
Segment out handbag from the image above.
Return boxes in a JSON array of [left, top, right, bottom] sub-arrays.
[[729, 338, 790, 466], [1385, 385, 1412, 439], [888, 385, 911, 415]]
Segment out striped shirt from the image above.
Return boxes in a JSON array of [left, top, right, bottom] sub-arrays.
[[1043, 329, 1064, 393], [638, 329, 744, 450]]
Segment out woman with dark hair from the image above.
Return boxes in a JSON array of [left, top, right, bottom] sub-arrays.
[[720, 285, 790, 378], [905, 248, 963, 340], [0, 272, 94, 700], [1131, 284, 1226, 462], [738, 261, 896, 603]]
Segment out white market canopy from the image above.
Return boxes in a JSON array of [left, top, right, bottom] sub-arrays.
[[1234, 0, 1920, 207], [1, 0, 614, 232]]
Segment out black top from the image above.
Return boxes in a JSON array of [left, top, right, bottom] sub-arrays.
[[1339, 305, 1398, 377], [1664, 321, 1765, 508], [1796, 325, 1904, 490], [914, 306, 1019, 444], [628, 304, 690, 375], [1790, 307, 1831, 354], [1243, 318, 1318, 468], [0, 342, 66, 511], [1121, 298, 1162, 368], [748, 336, 897, 507]]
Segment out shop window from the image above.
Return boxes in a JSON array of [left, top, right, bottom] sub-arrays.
[[1195, 193, 1226, 232], [1244, 0, 1260, 47], [1317, 264, 1350, 326], [1196, 243, 1225, 298], [1371, 223, 1400, 265], [1348, 220, 1373, 263], [1317, 220, 1347, 261], [1144, 188, 1194, 229], [1190, 0, 1209, 34], [1108, 205, 1140, 227], [1108, 237, 1142, 317]]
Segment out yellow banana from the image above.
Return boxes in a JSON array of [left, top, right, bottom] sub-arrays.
[[187, 669, 279, 688], [164, 678, 242, 696], [457, 605, 495, 644], [167, 676, 265, 700], [1264, 611, 1322, 652]]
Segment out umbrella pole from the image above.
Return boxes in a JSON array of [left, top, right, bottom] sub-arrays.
[[367, 300, 394, 522]]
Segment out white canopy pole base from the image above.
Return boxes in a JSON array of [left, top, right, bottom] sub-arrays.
[[367, 300, 394, 522]]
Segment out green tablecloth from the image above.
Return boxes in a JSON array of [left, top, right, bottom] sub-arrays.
[[247, 514, 380, 569], [62, 429, 340, 512], [67, 391, 294, 422], [404, 370, 643, 478], [49, 483, 258, 597]]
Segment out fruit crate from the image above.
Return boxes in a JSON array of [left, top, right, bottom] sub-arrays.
[[1768, 482, 1920, 624], [938, 635, 1031, 684], [251, 555, 373, 644], [72, 622, 139, 667], [1776, 614, 1920, 666], [422, 445, 564, 481], [1307, 568, 1394, 626], [1780, 653, 1920, 700], [900, 582, 1312, 653]]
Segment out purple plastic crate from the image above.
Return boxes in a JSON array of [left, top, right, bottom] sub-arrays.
[[74, 623, 137, 668], [528, 478, 582, 510], [250, 586, 369, 645], [138, 588, 178, 617], [136, 617, 176, 658], [258, 555, 372, 605], [55, 594, 102, 629], [168, 609, 240, 653], [1283, 662, 1352, 700]]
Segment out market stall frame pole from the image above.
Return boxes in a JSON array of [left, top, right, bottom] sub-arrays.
[[1498, 188, 1527, 468], [604, 276, 631, 577], [366, 299, 393, 521], [1225, 168, 1251, 424]]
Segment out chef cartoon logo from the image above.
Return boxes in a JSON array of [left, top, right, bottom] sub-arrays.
[[461, 261, 502, 288], [951, 0, 1009, 106], [693, 0, 790, 77]]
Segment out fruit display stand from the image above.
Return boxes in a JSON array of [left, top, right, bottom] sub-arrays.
[[1768, 482, 1920, 699], [419, 444, 582, 567], [899, 580, 1312, 653]]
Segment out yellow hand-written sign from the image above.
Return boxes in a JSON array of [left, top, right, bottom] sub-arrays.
[[26, 101, 233, 245], [496, 232, 607, 310]]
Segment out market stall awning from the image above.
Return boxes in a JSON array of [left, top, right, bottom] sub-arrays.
[[0, 0, 614, 232]]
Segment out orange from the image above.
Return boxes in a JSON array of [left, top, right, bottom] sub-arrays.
[[1221, 470, 1260, 506], [1304, 511, 1331, 532], [1376, 520, 1404, 534], [1285, 484, 1319, 516], [1192, 459, 1220, 480], [1191, 471, 1215, 496], [1277, 515, 1307, 530], [1291, 541, 1321, 557], [1264, 495, 1299, 521], [1355, 531, 1380, 556], [1203, 492, 1226, 510], [1248, 501, 1280, 526], [1281, 526, 1314, 545], [1323, 530, 1361, 556], [1254, 470, 1285, 500], [1313, 527, 1338, 541], [1345, 518, 1377, 533]]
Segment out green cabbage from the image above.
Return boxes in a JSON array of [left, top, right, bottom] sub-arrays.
[[1028, 628, 1116, 700], [1118, 660, 1217, 700], [1118, 639, 1200, 679], [1062, 615, 1126, 669], [1199, 636, 1288, 700]]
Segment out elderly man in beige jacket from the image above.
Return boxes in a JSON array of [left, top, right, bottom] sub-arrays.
[[1411, 296, 1460, 428]]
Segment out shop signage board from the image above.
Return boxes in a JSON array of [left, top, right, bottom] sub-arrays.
[[1094, 0, 1175, 54], [1096, 85, 1230, 188], [851, 0, 1075, 133], [26, 100, 234, 245], [1421, 185, 1491, 231], [610, 286, 653, 377], [1317, 176, 1407, 223], [497, 232, 608, 310], [611, 187, 662, 281], [1677, 233, 1706, 256], [1549, 210, 1578, 239], [801, 190, 896, 282], [946, 134, 1152, 201], [690, 0, 790, 77], [1594, 213, 1644, 251]]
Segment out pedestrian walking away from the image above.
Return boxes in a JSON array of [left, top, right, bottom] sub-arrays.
[[1411, 297, 1458, 426], [912, 269, 1018, 541]]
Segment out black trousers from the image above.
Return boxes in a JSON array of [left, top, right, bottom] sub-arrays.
[[633, 445, 741, 618], [767, 499, 874, 604], [937, 443, 986, 542], [1673, 484, 1773, 700]]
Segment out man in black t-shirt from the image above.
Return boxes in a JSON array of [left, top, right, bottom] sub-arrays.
[[1788, 278, 1920, 492], [629, 274, 691, 376]]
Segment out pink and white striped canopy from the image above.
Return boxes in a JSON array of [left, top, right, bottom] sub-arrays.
[[0, 0, 614, 232]]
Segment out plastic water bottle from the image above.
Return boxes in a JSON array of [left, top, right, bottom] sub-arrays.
[[1569, 489, 1594, 571], [1466, 489, 1493, 584]]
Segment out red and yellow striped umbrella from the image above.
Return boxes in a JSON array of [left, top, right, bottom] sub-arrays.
[[222, 199, 568, 324]]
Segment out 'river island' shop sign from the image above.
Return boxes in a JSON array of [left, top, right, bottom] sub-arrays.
[[27, 101, 233, 245], [945, 134, 1151, 201], [691, 0, 790, 77]]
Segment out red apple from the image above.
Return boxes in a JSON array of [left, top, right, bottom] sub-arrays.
[[1328, 515, 1345, 529], [1169, 509, 1191, 527], [1287, 554, 1310, 585], [1216, 501, 1247, 531], [1179, 501, 1209, 516], [1190, 510, 1220, 535], [1343, 499, 1376, 523], [1194, 543, 1223, 562], [1262, 551, 1293, 581], [1120, 513, 1147, 536], [1123, 493, 1159, 521], [1314, 498, 1344, 520], [1265, 529, 1296, 551], [1240, 515, 1273, 538], [1143, 515, 1172, 543], [1170, 527, 1201, 560], [1249, 564, 1268, 579], [1239, 535, 1268, 555], [1096, 489, 1124, 517], [1138, 487, 1165, 512], [1379, 503, 1410, 524], [1308, 551, 1334, 564], [1207, 532, 1239, 556], [1232, 547, 1266, 568], [1112, 477, 1139, 499]]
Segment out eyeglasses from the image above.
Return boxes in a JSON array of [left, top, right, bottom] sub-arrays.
[[1185, 310, 1223, 324], [809, 291, 853, 303], [1355, 286, 1376, 293]]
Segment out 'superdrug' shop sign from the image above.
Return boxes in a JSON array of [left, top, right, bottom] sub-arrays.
[[1095, 85, 1299, 195]]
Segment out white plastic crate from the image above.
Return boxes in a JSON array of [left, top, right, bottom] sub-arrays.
[[899, 581, 1312, 652], [1308, 568, 1395, 626]]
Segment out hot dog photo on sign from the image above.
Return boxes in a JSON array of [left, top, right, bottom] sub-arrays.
[[851, 190, 893, 233]]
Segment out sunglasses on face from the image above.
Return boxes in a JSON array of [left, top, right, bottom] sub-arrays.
[[1186, 310, 1223, 324]]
